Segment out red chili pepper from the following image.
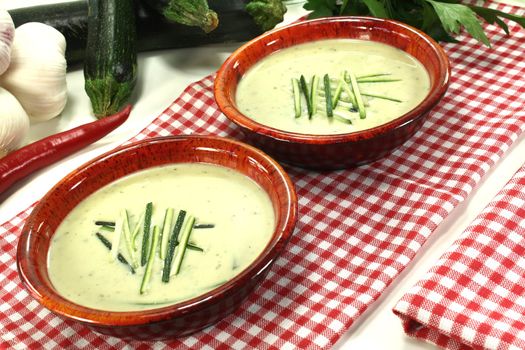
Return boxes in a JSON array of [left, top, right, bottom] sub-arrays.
[[0, 105, 132, 196]]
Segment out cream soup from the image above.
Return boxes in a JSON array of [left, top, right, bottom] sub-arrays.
[[236, 39, 430, 135], [47, 163, 275, 311]]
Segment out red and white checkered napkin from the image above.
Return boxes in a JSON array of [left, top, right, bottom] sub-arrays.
[[394, 164, 525, 350], [1, 5, 524, 349]]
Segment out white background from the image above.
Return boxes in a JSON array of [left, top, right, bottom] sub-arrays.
[[0, 1, 524, 349]]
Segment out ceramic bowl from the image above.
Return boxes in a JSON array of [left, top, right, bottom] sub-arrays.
[[214, 16, 450, 169], [17, 135, 297, 340]]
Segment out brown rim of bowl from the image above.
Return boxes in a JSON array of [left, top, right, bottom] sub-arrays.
[[214, 16, 451, 144], [16, 135, 298, 327]]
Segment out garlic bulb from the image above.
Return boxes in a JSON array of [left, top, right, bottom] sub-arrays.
[[0, 22, 67, 122], [0, 87, 30, 158], [0, 10, 15, 76]]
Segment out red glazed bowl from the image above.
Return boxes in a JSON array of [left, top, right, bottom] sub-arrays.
[[214, 16, 450, 169], [17, 135, 297, 340]]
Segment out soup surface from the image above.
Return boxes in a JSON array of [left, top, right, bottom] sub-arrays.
[[236, 39, 430, 135], [48, 163, 275, 311]]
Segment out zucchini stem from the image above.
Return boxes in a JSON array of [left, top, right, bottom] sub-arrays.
[[160, 0, 219, 33]]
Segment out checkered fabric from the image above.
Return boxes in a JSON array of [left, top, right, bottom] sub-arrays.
[[394, 164, 525, 350], [1, 4, 524, 349]]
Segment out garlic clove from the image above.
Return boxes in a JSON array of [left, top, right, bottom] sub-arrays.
[[0, 10, 15, 76], [0, 87, 30, 158], [0, 22, 67, 122]]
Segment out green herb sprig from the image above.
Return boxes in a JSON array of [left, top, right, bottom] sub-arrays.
[[301, 0, 525, 47]]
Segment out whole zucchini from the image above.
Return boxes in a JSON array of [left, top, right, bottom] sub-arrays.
[[84, 0, 137, 118], [8, 0, 270, 67], [8, 1, 89, 66]]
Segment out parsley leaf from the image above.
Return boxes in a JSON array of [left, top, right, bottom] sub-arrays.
[[303, 0, 337, 18], [360, 0, 388, 18], [301, 0, 525, 46], [470, 5, 525, 35], [425, 0, 490, 46]]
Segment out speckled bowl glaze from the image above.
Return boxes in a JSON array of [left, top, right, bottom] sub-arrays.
[[214, 16, 450, 169], [17, 135, 297, 340]]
